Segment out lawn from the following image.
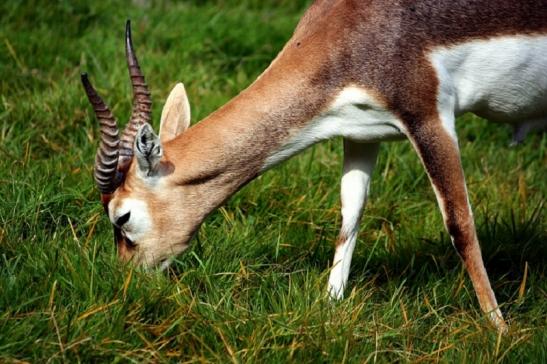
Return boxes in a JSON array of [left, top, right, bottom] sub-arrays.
[[0, 0, 545, 362]]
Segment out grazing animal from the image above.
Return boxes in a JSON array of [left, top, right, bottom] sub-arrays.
[[81, 1, 547, 331]]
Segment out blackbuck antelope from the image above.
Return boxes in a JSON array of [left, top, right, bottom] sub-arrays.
[[81, 1, 547, 331]]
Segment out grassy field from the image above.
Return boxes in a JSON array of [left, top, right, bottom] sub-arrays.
[[1, 0, 546, 362]]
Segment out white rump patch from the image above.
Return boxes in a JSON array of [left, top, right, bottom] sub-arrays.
[[430, 35, 547, 126]]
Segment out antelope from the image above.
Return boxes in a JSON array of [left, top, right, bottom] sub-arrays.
[[81, 1, 547, 332]]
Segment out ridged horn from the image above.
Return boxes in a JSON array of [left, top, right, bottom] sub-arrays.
[[81, 73, 120, 195], [118, 19, 152, 171]]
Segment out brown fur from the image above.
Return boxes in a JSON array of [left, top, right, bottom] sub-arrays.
[[165, 0, 547, 185], [335, 232, 348, 247], [101, 0, 547, 329]]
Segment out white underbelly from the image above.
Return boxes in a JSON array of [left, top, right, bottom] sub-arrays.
[[263, 37, 547, 170], [430, 35, 547, 123], [262, 87, 405, 170]]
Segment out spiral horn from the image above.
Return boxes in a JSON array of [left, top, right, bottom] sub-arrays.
[[81, 73, 120, 195], [118, 19, 152, 171]]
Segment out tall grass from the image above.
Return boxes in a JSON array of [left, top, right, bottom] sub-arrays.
[[0, 1, 545, 362]]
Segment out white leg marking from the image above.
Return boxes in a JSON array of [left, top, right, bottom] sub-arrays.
[[328, 141, 379, 299]]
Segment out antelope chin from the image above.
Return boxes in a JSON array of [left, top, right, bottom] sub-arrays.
[[159, 258, 173, 271]]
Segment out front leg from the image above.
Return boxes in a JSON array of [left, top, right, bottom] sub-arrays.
[[328, 140, 379, 299], [407, 119, 506, 331]]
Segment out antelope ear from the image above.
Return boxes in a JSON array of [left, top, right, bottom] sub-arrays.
[[135, 124, 163, 177], [159, 83, 191, 144]]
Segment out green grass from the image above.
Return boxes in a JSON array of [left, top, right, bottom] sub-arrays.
[[1, 0, 546, 362]]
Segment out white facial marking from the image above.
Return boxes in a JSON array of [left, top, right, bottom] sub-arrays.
[[110, 198, 151, 242], [262, 86, 405, 170]]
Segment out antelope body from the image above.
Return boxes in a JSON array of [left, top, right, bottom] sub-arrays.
[[82, 0, 547, 331]]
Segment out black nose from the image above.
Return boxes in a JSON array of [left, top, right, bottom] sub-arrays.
[[124, 236, 136, 248], [115, 211, 131, 227]]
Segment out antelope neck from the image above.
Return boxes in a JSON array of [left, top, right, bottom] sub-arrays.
[[165, 50, 336, 200]]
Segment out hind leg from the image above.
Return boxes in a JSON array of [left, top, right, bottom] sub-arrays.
[[408, 116, 506, 331], [328, 140, 379, 299], [511, 117, 547, 145]]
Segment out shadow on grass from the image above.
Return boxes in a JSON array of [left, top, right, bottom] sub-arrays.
[[243, 200, 546, 295], [343, 202, 546, 303], [168, 201, 544, 311]]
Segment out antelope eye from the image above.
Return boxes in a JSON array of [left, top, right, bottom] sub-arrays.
[[115, 211, 131, 227]]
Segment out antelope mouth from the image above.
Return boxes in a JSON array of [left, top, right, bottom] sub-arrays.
[[159, 258, 172, 271]]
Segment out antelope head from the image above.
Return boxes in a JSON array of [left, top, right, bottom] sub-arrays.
[[81, 21, 195, 268]]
